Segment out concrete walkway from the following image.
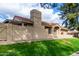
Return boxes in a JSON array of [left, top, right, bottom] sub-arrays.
[[71, 51, 79, 56]]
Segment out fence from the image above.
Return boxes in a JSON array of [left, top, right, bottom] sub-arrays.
[[0, 23, 28, 43]]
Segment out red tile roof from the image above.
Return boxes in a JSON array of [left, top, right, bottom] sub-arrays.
[[14, 16, 33, 24], [4, 16, 59, 28], [13, 16, 53, 27]]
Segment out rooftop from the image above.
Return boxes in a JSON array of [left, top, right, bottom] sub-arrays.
[[4, 16, 59, 28]]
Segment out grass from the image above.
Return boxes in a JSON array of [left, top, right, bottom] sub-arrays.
[[0, 38, 79, 56]]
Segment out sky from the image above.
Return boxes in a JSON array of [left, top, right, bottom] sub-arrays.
[[0, 3, 63, 25]]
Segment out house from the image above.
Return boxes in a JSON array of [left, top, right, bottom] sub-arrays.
[[68, 30, 79, 38], [0, 9, 74, 43]]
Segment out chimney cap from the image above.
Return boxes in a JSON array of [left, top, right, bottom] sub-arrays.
[[31, 9, 41, 14]]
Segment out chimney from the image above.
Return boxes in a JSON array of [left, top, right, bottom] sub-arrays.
[[30, 9, 42, 27]]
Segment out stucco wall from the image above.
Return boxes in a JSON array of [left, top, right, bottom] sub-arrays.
[[0, 23, 49, 42]]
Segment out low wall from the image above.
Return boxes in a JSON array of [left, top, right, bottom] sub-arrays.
[[0, 23, 49, 44]]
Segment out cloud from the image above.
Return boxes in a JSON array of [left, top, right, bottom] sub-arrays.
[[0, 3, 62, 25]]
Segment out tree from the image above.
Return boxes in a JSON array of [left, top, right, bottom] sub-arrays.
[[40, 3, 79, 31], [40, 3, 58, 9], [60, 3, 79, 30]]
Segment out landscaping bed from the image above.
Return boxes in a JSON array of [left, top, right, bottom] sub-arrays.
[[0, 38, 79, 56]]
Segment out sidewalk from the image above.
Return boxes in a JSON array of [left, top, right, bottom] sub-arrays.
[[71, 51, 79, 56]]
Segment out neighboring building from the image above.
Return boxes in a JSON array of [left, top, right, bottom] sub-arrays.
[[0, 9, 77, 43], [68, 30, 79, 38]]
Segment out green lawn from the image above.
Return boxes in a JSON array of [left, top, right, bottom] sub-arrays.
[[0, 38, 79, 56]]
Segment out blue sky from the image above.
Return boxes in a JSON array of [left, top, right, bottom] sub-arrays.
[[0, 3, 63, 25]]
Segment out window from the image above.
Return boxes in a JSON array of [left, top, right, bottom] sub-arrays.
[[48, 28, 52, 34], [61, 32, 63, 35]]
